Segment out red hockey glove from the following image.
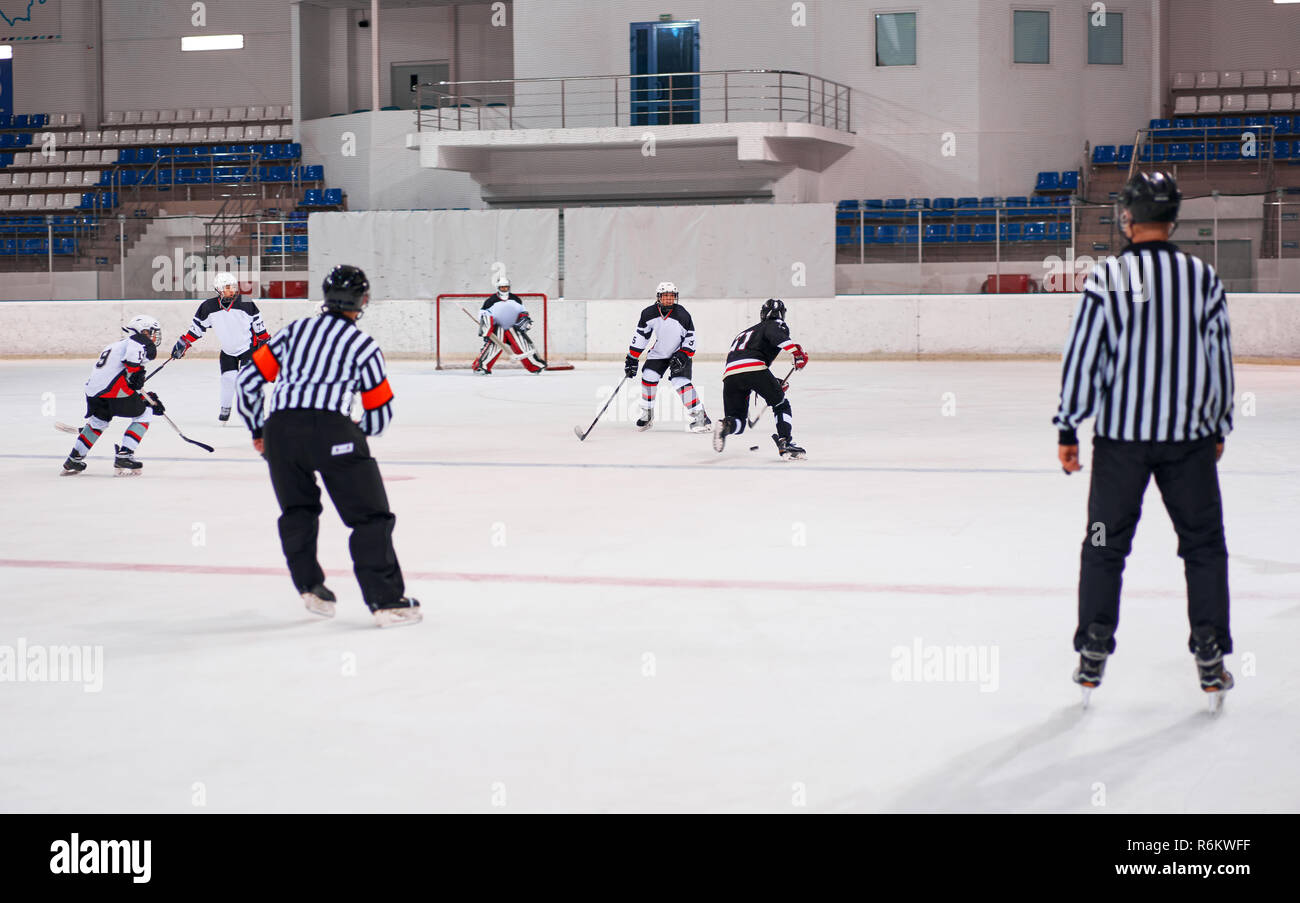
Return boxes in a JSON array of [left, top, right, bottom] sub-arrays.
[[790, 345, 809, 370], [251, 331, 270, 350]]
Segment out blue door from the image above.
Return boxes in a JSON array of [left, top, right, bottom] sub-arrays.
[[630, 21, 700, 126]]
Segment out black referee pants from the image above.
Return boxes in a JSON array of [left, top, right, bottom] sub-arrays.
[[1076, 435, 1230, 655], [263, 409, 404, 610]]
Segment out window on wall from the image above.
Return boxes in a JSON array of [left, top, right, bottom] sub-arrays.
[[1087, 10, 1123, 64], [875, 12, 917, 66], [1013, 10, 1050, 64]]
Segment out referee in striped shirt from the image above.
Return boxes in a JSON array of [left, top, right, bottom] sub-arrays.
[[237, 264, 420, 628], [1054, 171, 1234, 697]]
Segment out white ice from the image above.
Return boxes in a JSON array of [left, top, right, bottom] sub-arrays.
[[1, 357, 1297, 813]]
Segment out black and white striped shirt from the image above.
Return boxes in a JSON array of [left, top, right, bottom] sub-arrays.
[[236, 312, 393, 439], [1054, 240, 1234, 444]]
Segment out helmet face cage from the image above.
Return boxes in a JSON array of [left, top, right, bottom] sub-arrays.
[[655, 281, 678, 309], [125, 317, 162, 347], [214, 272, 239, 304]]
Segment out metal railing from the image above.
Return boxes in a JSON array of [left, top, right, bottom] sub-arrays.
[[415, 69, 852, 132]]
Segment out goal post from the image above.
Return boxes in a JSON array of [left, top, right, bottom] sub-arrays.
[[434, 292, 573, 371]]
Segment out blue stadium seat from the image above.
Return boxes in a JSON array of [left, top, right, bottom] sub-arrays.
[[175, 168, 196, 184], [1274, 140, 1293, 160], [1172, 118, 1196, 137], [835, 224, 854, 244], [1216, 116, 1242, 138], [119, 148, 138, 164], [954, 197, 980, 217], [836, 199, 859, 212], [286, 143, 302, 160], [292, 235, 309, 252], [0, 113, 10, 128], [323, 188, 342, 206], [1035, 171, 1060, 192], [303, 164, 324, 181], [1060, 171, 1079, 191], [30, 113, 48, 127], [979, 196, 998, 210], [900, 225, 920, 243], [1029, 195, 1052, 209], [1023, 222, 1046, 241], [923, 224, 951, 243], [874, 225, 897, 243], [13, 114, 28, 128], [1000, 222, 1023, 242], [302, 189, 324, 206], [13, 133, 32, 147], [1117, 144, 1134, 164], [1059, 222, 1072, 242], [907, 197, 929, 211], [882, 198, 907, 219], [1092, 145, 1116, 164], [972, 223, 996, 242], [930, 197, 955, 215], [952, 223, 974, 242], [1004, 196, 1029, 214], [860, 225, 877, 244], [54, 237, 76, 255], [1244, 115, 1267, 129], [1190, 143, 1207, 161], [0, 239, 14, 255], [0, 134, 15, 148], [1167, 143, 1191, 162], [1270, 115, 1294, 137]]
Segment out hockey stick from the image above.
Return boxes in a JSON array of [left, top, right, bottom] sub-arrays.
[[144, 357, 172, 383], [574, 376, 629, 442], [55, 396, 214, 453], [747, 365, 797, 428], [462, 306, 514, 358]]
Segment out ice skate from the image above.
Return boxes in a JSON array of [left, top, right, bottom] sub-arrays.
[[61, 452, 87, 476], [1072, 622, 1114, 707], [689, 410, 712, 433], [300, 583, 337, 618], [635, 407, 654, 431], [772, 433, 806, 460], [218, 407, 231, 422], [373, 597, 422, 628], [712, 418, 732, 453], [113, 444, 143, 476], [1192, 627, 1234, 713]]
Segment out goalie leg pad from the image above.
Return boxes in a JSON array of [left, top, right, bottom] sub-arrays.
[[503, 327, 546, 373]]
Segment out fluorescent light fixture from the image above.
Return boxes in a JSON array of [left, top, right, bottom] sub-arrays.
[[181, 34, 244, 52], [0, 46, 12, 59]]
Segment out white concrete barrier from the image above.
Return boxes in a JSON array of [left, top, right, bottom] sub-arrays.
[[2, 294, 1298, 360]]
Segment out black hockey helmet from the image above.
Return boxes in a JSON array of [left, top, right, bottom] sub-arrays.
[[1117, 171, 1181, 224], [322, 264, 370, 315], [760, 298, 786, 321]]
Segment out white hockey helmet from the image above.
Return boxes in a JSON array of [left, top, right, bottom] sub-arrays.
[[656, 281, 678, 307], [123, 314, 162, 346], [213, 271, 239, 300], [496, 275, 510, 292]]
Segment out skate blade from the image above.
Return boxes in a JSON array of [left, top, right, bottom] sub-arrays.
[[1203, 687, 1230, 713], [636, 423, 653, 432], [1080, 686, 1094, 709], [301, 594, 336, 618], [114, 468, 142, 477], [373, 608, 423, 628]]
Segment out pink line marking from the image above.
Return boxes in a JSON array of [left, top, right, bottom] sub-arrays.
[[0, 558, 1281, 600]]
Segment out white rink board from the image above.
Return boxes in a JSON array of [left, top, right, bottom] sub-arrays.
[[1, 358, 1297, 813], [2, 294, 1299, 359]]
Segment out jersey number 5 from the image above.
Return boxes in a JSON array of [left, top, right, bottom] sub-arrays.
[[95, 349, 111, 368], [729, 330, 755, 353]]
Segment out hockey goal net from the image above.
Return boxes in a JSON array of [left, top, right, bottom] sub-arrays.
[[434, 293, 574, 371]]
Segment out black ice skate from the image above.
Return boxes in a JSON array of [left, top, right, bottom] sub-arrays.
[[712, 419, 732, 453], [372, 597, 422, 628], [635, 408, 654, 431], [1072, 622, 1114, 707], [219, 407, 231, 422], [113, 444, 143, 476], [61, 452, 87, 476], [300, 583, 337, 618], [1192, 627, 1234, 713], [773, 433, 806, 460]]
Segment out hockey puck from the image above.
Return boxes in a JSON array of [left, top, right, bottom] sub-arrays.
[[749, 445, 760, 451]]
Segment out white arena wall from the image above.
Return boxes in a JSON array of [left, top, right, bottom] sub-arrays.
[[4, 295, 1299, 362]]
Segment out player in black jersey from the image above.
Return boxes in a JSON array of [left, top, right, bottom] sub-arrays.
[[712, 298, 809, 459]]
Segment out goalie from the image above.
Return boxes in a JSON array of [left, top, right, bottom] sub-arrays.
[[472, 277, 547, 374]]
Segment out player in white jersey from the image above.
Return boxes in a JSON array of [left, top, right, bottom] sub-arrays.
[[170, 272, 271, 421], [624, 281, 710, 432], [61, 315, 167, 476], [472, 276, 547, 374]]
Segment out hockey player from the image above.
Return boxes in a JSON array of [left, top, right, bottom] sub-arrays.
[[61, 315, 167, 476], [712, 299, 809, 459], [472, 277, 546, 374], [170, 272, 270, 421], [623, 281, 710, 432]]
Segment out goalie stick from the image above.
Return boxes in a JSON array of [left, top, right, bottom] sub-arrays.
[[54, 391, 215, 453]]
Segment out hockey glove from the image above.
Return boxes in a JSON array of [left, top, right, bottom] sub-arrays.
[[624, 355, 639, 378], [668, 350, 690, 376], [516, 314, 534, 335], [142, 392, 165, 415], [790, 345, 809, 370], [251, 331, 270, 350], [125, 368, 145, 391], [171, 336, 192, 359]]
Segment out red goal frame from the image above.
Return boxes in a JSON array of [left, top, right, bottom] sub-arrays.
[[434, 293, 572, 371]]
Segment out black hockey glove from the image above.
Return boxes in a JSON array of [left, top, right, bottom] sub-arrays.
[[623, 355, 639, 378], [126, 368, 145, 391], [143, 392, 165, 415], [668, 350, 690, 376], [516, 314, 534, 334], [171, 336, 191, 359]]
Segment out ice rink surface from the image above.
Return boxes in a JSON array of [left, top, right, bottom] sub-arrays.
[[1, 356, 1297, 813]]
